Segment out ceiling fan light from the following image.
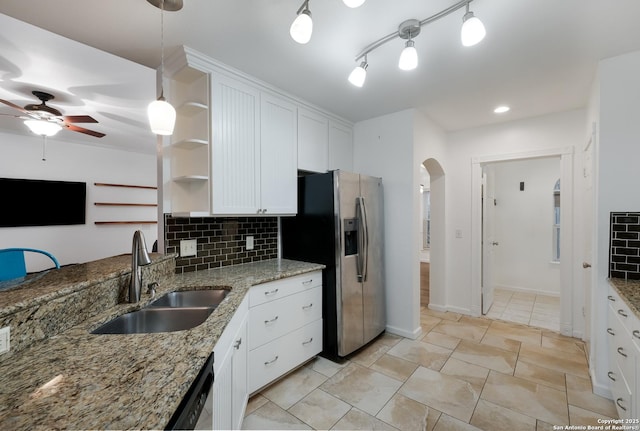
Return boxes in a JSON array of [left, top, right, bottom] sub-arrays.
[[461, 11, 486, 47], [348, 61, 368, 87], [343, 0, 366, 8], [398, 40, 418, 71], [147, 98, 176, 135], [24, 120, 62, 137], [290, 9, 313, 44]]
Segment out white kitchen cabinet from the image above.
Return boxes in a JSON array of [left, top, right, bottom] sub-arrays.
[[328, 120, 353, 171], [211, 74, 297, 215], [247, 271, 323, 394], [298, 108, 329, 173], [213, 295, 249, 430]]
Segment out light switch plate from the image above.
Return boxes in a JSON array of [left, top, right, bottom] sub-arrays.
[[180, 239, 198, 257], [0, 326, 10, 354], [246, 235, 254, 251]]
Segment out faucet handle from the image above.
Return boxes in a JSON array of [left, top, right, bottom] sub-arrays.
[[147, 282, 158, 298]]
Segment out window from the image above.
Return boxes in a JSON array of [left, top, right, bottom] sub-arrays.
[[552, 179, 560, 262]]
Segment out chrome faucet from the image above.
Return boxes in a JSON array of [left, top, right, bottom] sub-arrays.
[[129, 230, 152, 303]]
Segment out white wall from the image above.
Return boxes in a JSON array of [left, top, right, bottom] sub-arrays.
[[0, 131, 157, 271], [354, 109, 420, 338], [590, 49, 640, 396], [491, 157, 561, 295]]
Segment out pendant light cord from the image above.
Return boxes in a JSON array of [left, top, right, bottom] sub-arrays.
[[159, 0, 166, 100]]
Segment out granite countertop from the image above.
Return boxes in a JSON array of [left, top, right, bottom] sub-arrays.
[[609, 278, 640, 320], [0, 258, 324, 430]]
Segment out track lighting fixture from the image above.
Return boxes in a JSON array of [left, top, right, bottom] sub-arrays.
[[348, 0, 485, 87], [290, 0, 313, 44], [343, 0, 366, 8], [147, 0, 178, 136]]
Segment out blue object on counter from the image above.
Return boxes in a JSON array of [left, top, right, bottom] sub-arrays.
[[0, 248, 60, 281]]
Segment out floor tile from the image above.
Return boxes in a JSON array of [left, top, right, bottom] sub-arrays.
[[480, 333, 521, 353], [423, 308, 462, 321], [421, 330, 461, 349], [399, 366, 479, 423], [470, 399, 537, 431], [480, 371, 569, 425], [518, 344, 589, 377], [331, 407, 397, 430], [459, 315, 492, 328], [432, 320, 488, 342], [320, 362, 402, 416], [387, 339, 452, 371], [433, 414, 482, 431], [245, 394, 269, 417], [486, 320, 542, 345], [541, 335, 586, 356], [261, 366, 327, 410], [376, 393, 430, 431], [242, 401, 312, 430], [568, 404, 615, 426], [421, 314, 443, 333], [306, 356, 347, 378], [349, 332, 402, 367], [536, 419, 556, 431], [288, 389, 351, 430], [514, 360, 566, 391], [370, 353, 419, 382], [565, 374, 618, 417], [440, 357, 489, 393], [451, 339, 517, 374]]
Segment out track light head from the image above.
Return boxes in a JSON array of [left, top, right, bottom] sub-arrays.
[[348, 59, 368, 87], [461, 7, 486, 47], [343, 0, 366, 8], [291, 1, 313, 44], [398, 40, 418, 71]]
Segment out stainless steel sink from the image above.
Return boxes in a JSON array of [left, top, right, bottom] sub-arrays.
[[148, 289, 229, 308], [91, 307, 213, 334]]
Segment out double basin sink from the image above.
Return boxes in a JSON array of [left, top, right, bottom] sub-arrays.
[[92, 289, 229, 335]]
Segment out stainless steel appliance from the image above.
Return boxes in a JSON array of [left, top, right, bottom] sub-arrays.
[[282, 170, 385, 359]]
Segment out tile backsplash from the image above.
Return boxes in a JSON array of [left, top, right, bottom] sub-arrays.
[[610, 212, 640, 280], [164, 214, 278, 274]]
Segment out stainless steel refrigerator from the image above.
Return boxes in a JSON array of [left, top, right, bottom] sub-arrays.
[[281, 170, 385, 359]]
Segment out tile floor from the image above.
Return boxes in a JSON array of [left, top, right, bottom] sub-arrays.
[[241, 307, 616, 431], [485, 288, 560, 332]]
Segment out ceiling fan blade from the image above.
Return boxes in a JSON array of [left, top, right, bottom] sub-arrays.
[[65, 124, 105, 138], [63, 115, 98, 123], [0, 113, 21, 118], [0, 98, 29, 114]]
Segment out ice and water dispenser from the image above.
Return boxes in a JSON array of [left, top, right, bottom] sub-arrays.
[[344, 218, 358, 256]]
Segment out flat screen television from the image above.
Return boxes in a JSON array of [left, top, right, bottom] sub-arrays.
[[0, 177, 86, 227]]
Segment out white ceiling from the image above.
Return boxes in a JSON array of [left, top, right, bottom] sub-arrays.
[[2, 0, 640, 153]]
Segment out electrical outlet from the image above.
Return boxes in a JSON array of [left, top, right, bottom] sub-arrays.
[[0, 326, 10, 354], [246, 235, 254, 251], [180, 239, 198, 257]]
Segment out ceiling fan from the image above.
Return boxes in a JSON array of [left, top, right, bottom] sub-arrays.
[[0, 90, 105, 138]]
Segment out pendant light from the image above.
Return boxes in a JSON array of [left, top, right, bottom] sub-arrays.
[[290, 0, 313, 44], [147, 0, 176, 136], [460, 3, 486, 47], [343, 0, 366, 8], [348, 57, 368, 87]]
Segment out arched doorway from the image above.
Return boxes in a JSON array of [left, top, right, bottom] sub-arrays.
[[421, 158, 445, 310]]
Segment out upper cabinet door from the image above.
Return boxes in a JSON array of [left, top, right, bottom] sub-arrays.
[[298, 108, 329, 173], [328, 121, 354, 172], [211, 73, 261, 215], [260, 93, 298, 215]]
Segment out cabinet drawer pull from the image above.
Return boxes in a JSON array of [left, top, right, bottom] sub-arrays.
[[302, 279, 313, 285], [618, 309, 628, 318], [608, 295, 615, 301], [607, 328, 615, 336], [302, 337, 313, 345], [608, 371, 616, 381], [302, 303, 313, 310], [617, 347, 628, 357], [264, 356, 279, 365], [616, 398, 627, 411], [234, 338, 242, 350], [264, 316, 279, 325], [264, 289, 279, 296], [634, 330, 640, 339]]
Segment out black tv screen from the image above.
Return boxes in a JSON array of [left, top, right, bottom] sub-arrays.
[[0, 177, 86, 227]]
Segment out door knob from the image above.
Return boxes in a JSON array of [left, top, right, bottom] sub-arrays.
[[583, 262, 592, 268], [491, 241, 499, 246]]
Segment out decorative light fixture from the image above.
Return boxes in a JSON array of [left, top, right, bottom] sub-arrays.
[[348, 0, 485, 87], [290, 0, 313, 44], [494, 106, 510, 114], [343, 0, 366, 8], [398, 20, 420, 71], [146, 0, 179, 136], [461, 3, 486, 47], [348, 56, 368, 87], [24, 119, 61, 137]]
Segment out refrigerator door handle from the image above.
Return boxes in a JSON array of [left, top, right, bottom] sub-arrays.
[[356, 196, 369, 282]]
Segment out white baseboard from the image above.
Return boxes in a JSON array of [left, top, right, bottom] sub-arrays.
[[427, 303, 472, 316], [494, 284, 560, 297], [428, 303, 447, 312], [386, 324, 422, 340]]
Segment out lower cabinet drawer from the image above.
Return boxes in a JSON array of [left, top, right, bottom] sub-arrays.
[[611, 362, 633, 419], [248, 319, 322, 394]]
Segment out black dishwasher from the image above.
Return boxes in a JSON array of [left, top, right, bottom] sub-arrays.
[[165, 352, 214, 430]]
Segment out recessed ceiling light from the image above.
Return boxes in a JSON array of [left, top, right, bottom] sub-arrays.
[[494, 106, 510, 114]]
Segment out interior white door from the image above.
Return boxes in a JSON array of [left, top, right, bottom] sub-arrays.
[[482, 167, 497, 315]]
